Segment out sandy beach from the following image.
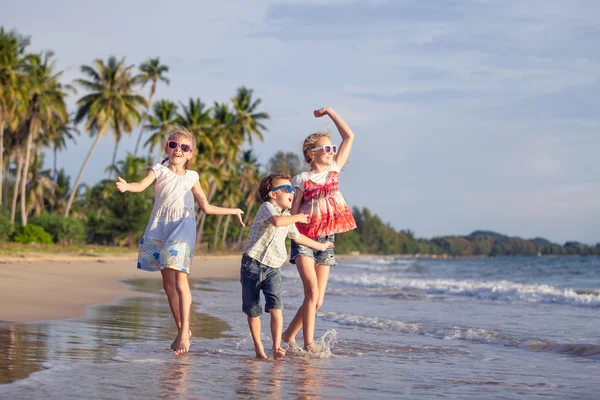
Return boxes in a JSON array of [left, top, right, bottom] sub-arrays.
[[0, 254, 241, 323]]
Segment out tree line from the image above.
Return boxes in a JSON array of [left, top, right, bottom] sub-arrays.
[[334, 208, 600, 256], [1, 27, 596, 256], [0, 27, 275, 250]]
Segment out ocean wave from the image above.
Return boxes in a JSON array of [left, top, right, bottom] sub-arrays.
[[319, 311, 600, 359], [328, 274, 600, 307], [337, 258, 418, 273]]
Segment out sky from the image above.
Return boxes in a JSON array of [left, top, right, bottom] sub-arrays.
[[2, 0, 599, 244]]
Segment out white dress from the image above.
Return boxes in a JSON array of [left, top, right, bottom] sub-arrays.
[[137, 163, 199, 274]]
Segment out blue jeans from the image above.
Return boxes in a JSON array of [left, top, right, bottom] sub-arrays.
[[240, 254, 283, 317], [290, 234, 337, 266]]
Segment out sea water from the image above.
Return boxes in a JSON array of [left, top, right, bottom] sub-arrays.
[[1, 256, 599, 399]]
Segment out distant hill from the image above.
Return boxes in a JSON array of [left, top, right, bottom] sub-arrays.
[[467, 230, 510, 242], [336, 207, 600, 257]]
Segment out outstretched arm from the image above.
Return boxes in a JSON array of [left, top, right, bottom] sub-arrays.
[[314, 107, 355, 168], [269, 213, 308, 227], [192, 182, 245, 226], [116, 170, 156, 193]]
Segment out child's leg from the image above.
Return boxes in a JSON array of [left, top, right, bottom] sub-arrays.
[[161, 269, 181, 350], [283, 305, 302, 345], [269, 309, 285, 360], [286, 256, 333, 350], [247, 315, 267, 359], [263, 267, 285, 360], [283, 256, 316, 346], [315, 264, 331, 311], [173, 270, 192, 355], [241, 255, 266, 358]]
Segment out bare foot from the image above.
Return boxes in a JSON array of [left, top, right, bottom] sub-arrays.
[[282, 331, 296, 345], [255, 350, 268, 359], [171, 332, 181, 351], [304, 342, 314, 352], [175, 333, 191, 355], [273, 347, 286, 360]]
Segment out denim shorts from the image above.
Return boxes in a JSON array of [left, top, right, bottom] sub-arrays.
[[290, 235, 336, 267], [240, 254, 283, 317]]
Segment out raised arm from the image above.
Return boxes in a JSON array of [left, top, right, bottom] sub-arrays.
[[116, 170, 156, 193], [314, 107, 355, 168], [192, 181, 245, 226]]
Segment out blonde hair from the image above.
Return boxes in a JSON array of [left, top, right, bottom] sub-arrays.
[[161, 125, 197, 168], [164, 125, 197, 150], [301, 130, 331, 165]]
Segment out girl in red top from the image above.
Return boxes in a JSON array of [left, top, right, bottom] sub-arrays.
[[283, 107, 357, 351]]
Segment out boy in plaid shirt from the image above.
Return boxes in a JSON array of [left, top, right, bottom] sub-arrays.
[[241, 173, 333, 360]]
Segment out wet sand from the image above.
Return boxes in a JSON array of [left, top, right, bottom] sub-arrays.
[[0, 277, 236, 385], [0, 254, 241, 323]]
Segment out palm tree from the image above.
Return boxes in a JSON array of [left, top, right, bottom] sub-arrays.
[[0, 28, 28, 208], [50, 168, 70, 214], [217, 180, 242, 250], [47, 120, 78, 180], [25, 153, 57, 217], [236, 150, 261, 248], [195, 160, 224, 247], [99, 154, 153, 246], [19, 51, 69, 225], [231, 86, 269, 145], [144, 99, 178, 155], [213, 102, 242, 150], [207, 102, 243, 248], [133, 57, 169, 156], [172, 98, 218, 247], [6, 127, 26, 222], [105, 153, 149, 179], [65, 56, 146, 216], [193, 102, 240, 247], [175, 98, 214, 157]]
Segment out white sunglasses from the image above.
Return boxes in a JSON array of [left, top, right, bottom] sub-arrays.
[[310, 144, 338, 154]]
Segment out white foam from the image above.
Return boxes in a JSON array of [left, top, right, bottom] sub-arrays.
[[319, 311, 600, 359], [328, 274, 600, 307]]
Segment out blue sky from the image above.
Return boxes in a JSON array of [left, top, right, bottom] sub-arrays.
[[2, 0, 599, 244]]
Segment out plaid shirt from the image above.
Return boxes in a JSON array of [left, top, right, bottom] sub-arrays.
[[244, 202, 300, 268]]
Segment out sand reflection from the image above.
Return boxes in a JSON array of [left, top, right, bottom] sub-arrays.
[[0, 279, 232, 384]]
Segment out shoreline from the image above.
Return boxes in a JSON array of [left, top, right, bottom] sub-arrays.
[[0, 254, 241, 324]]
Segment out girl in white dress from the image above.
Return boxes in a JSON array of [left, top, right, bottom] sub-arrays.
[[116, 126, 244, 354]]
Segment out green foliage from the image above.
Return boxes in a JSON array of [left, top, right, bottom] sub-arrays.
[[0, 213, 14, 240], [29, 213, 86, 244], [86, 156, 154, 246], [86, 184, 153, 246], [335, 230, 361, 253], [267, 151, 303, 177], [11, 224, 53, 244]]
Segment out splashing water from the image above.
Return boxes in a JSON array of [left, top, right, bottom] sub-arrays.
[[285, 330, 338, 359]]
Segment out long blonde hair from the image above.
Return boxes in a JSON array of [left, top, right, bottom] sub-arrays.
[[301, 130, 331, 165]]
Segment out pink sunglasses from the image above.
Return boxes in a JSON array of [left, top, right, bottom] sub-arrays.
[[167, 140, 192, 153]]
